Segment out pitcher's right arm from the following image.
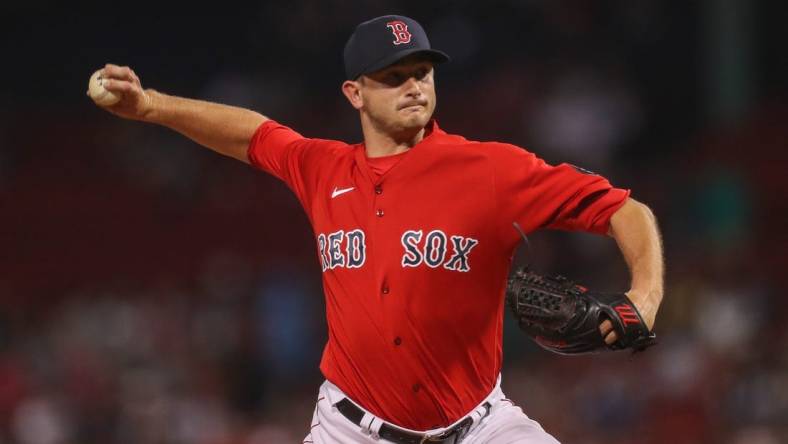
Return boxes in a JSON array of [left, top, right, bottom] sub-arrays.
[[92, 63, 267, 163]]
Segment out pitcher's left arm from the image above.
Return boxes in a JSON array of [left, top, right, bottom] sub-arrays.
[[601, 198, 664, 344]]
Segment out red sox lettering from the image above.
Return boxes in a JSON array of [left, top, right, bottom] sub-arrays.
[[401, 230, 479, 272], [317, 229, 366, 271], [316, 229, 479, 273]]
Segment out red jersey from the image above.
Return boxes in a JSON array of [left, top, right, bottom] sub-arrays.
[[247, 119, 629, 430]]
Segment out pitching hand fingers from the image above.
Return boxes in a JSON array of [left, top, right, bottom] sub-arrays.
[[101, 78, 136, 94], [128, 68, 142, 87], [90, 64, 151, 120], [103, 63, 132, 80], [599, 319, 618, 345]]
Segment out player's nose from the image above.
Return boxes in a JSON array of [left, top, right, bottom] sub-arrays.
[[403, 76, 422, 97]]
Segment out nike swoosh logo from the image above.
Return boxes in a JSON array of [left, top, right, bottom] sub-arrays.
[[331, 186, 355, 198]]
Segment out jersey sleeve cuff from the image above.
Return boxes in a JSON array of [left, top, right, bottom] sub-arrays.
[[246, 119, 280, 168], [590, 188, 631, 235]]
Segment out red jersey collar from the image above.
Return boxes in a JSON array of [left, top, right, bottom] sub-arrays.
[[354, 119, 445, 184]]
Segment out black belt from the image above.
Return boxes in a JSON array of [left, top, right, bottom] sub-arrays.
[[334, 398, 491, 444]]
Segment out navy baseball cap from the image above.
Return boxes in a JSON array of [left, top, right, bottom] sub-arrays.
[[344, 15, 450, 80]]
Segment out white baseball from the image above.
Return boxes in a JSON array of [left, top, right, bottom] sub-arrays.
[[88, 69, 121, 106]]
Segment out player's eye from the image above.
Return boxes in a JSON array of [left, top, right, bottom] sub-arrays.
[[385, 72, 405, 86]]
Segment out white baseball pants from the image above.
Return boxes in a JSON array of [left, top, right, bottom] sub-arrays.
[[303, 378, 560, 444]]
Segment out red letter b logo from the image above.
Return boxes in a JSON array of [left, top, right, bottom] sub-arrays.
[[386, 21, 412, 45]]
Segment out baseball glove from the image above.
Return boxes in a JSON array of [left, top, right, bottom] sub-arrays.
[[506, 267, 657, 355]]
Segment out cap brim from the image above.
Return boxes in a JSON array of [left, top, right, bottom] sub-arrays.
[[355, 48, 450, 79]]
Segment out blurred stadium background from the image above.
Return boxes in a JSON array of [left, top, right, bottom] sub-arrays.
[[2, 1, 787, 443]]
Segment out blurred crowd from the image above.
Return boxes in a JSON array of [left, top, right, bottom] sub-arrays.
[[2, 1, 787, 443]]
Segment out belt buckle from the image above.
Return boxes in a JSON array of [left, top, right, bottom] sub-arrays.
[[419, 434, 449, 444], [419, 428, 458, 444], [419, 414, 474, 443]]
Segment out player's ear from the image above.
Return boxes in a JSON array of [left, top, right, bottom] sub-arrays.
[[341, 79, 364, 110]]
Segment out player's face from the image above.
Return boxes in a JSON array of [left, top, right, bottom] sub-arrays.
[[358, 58, 436, 135]]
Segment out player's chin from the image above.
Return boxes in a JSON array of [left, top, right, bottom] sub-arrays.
[[399, 109, 431, 129]]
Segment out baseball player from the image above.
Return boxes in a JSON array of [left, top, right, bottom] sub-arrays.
[[92, 15, 664, 444]]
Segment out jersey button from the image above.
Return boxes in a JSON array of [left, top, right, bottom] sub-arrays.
[[374, 185, 383, 194], [376, 209, 384, 217], [394, 337, 402, 346], [382, 285, 389, 294], [412, 383, 421, 393]]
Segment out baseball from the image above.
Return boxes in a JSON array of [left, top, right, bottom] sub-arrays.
[[88, 69, 121, 106]]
